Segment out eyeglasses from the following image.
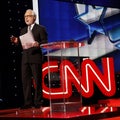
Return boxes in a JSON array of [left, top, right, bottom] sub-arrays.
[[24, 15, 34, 18]]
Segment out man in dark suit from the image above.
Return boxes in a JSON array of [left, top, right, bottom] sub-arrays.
[[11, 9, 48, 109]]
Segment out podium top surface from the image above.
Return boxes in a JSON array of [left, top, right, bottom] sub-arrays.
[[40, 41, 84, 50]]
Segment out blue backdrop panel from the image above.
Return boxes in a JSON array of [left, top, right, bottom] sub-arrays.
[[38, 0, 88, 42]]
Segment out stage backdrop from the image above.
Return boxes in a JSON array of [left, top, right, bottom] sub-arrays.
[[35, 0, 120, 104]]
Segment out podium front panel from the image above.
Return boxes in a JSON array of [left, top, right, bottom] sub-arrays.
[[41, 41, 83, 115]]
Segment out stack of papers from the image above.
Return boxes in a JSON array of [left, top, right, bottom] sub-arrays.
[[19, 31, 35, 49]]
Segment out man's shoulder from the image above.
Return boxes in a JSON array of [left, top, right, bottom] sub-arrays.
[[34, 23, 45, 28], [20, 26, 27, 34]]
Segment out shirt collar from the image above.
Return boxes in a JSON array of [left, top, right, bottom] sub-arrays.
[[28, 23, 35, 30]]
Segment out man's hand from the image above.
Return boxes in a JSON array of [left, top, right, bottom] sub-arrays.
[[32, 41, 40, 48], [10, 35, 18, 44]]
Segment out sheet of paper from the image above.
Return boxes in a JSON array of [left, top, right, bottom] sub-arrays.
[[19, 31, 35, 49]]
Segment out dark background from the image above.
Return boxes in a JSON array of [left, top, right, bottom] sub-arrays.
[[0, 0, 33, 109]]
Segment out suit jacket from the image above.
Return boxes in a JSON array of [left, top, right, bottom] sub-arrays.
[[20, 23, 48, 64]]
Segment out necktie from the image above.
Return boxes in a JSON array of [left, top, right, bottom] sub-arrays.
[[28, 25, 31, 31]]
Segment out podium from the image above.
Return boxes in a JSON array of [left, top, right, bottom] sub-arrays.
[[41, 41, 84, 115]]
